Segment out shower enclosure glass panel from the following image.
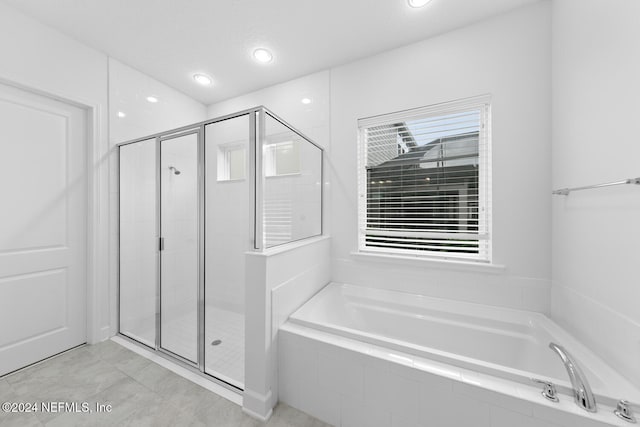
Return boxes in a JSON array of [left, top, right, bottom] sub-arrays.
[[118, 106, 323, 392], [204, 114, 250, 388], [263, 113, 322, 248], [119, 138, 157, 347], [160, 132, 199, 363]]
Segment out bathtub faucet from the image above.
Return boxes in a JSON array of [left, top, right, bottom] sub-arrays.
[[549, 343, 597, 412]]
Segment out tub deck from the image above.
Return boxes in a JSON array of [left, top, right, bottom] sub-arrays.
[[288, 282, 640, 407]]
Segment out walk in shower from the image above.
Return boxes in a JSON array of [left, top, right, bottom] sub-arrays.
[[118, 107, 323, 390]]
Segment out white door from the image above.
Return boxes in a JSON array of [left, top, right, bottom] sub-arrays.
[[0, 83, 87, 376]]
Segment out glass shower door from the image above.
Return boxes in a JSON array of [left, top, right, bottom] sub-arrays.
[[117, 107, 323, 394], [204, 114, 250, 388], [119, 138, 157, 348], [160, 131, 199, 364]]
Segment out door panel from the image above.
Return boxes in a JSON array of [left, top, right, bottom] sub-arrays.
[[0, 83, 87, 376], [119, 139, 157, 348], [0, 269, 67, 348], [160, 132, 199, 363], [0, 96, 67, 252]]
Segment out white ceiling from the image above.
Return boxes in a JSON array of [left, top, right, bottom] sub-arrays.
[[2, 0, 541, 105]]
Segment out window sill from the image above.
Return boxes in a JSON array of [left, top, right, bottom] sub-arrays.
[[247, 235, 330, 257], [350, 251, 506, 274], [265, 172, 301, 179], [217, 178, 246, 183]]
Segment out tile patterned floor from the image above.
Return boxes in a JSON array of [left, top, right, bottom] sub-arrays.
[[161, 305, 199, 363], [0, 341, 331, 427], [205, 307, 244, 388], [159, 304, 245, 388]]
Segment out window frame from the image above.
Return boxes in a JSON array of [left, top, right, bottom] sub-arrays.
[[216, 141, 247, 182], [356, 95, 492, 262], [264, 139, 301, 178]]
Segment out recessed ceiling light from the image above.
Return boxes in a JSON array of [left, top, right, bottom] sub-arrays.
[[301, 97, 312, 105], [117, 111, 126, 118], [253, 48, 273, 64], [146, 96, 158, 103], [408, 0, 432, 8], [193, 73, 213, 86]]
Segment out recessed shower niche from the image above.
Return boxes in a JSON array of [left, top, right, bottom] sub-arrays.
[[118, 107, 323, 390]]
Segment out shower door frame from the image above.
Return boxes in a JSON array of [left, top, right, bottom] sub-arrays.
[[116, 106, 324, 394], [156, 127, 203, 369]]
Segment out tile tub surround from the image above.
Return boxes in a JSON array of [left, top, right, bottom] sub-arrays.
[[288, 283, 639, 406], [0, 340, 330, 427], [279, 323, 636, 427]]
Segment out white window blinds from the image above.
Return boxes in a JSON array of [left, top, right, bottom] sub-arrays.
[[357, 96, 491, 261]]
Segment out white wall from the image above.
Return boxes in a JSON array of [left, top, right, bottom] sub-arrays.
[[244, 236, 331, 419], [0, 2, 210, 345], [108, 57, 207, 342], [0, 3, 107, 108], [207, 70, 331, 248], [331, 2, 552, 311], [108, 58, 207, 144], [207, 71, 330, 147], [208, 3, 552, 313], [205, 5, 556, 415], [0, 2, 111, 343], [551, 0, 640, 387], [330, 2, 552, 310]]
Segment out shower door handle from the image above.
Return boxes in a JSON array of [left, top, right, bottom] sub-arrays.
[[159, 237, 165, 251]]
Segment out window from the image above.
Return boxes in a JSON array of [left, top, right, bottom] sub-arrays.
[[357, 96, 491, 261], [264, 140, 300, 177], [217, 143, 246, 181]]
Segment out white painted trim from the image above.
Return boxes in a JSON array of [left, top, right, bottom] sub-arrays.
[[87, 101, 111, 344], [350, 250, 506, 273], [357, 95, 493, 263], [242, 389, 274, 421], [358, 94, 493, 128], [242, 406, 273, 422], [0, 76, 110, 346], [246, 235, 330, 257]]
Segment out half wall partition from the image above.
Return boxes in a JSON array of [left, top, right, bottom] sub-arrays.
[[118, 107, 323, 391]]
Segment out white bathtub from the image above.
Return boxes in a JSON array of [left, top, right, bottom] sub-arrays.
[[282, 282, 639, 425]]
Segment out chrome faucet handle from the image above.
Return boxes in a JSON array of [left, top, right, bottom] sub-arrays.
[[532, 378, 559, 403], [615, 400, 637, 423]]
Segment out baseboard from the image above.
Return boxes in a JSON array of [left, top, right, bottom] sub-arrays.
[[242, 388, 274, 421], [100, 325, 111, 341]]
